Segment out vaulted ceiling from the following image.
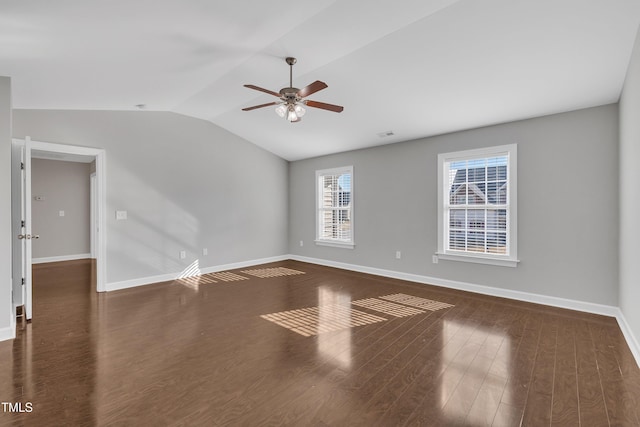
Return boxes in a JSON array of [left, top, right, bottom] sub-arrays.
[[2, 1, 639, 160]]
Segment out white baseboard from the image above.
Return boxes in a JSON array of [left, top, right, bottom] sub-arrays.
[[615, 309, 640, 369], [289, 255, 619, 317], [105, 255, 290, 292], [32, 253, 91, 264], [0, 324, 15, 342]]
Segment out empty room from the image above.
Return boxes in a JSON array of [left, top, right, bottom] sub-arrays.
[[1, 1, 640, 425]]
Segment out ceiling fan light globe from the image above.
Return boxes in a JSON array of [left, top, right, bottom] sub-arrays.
[[294, 104, 306, 117], [287, 108, 298, 122], [275, 104, 286, 118]]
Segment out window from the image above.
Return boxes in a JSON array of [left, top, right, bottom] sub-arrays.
[[316, 166, 354, 248], [437, 144, 518, 267]]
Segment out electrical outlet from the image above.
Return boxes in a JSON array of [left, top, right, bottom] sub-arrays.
[[300, 240, 304, 247], [179, 250, 186, 259], [432, 255, 439, 264], [116, 210, 127, 220], [396, 251, 401, 259], [202, 248, 208, 256], [59, 210, 65, 217]]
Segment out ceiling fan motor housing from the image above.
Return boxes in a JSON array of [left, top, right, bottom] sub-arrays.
[[279, 87, 300, 103]]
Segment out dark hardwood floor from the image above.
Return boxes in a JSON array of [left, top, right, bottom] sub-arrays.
[[0, 259, 638, 426]]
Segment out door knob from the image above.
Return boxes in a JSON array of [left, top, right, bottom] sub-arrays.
[[17, 234, 39, 240]]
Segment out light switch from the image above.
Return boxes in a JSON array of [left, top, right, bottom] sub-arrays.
[[59, 210, 65, 217], [116, 210, 127, 220]]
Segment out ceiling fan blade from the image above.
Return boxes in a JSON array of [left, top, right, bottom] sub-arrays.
[[297, 80, 328, 98], [305, 100, 344, 113], [242, 102, 278, 111], [244, 84, 281, 98]]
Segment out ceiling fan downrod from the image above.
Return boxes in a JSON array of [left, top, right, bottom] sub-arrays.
[[286, 57, 296, 88]]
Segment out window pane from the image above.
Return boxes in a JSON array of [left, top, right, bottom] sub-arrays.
[[450, 161, 467, 172], [487, 166, 498, 182], [486, 209, 507, 231], [487, 232, 507, 254], [449, 230, 465, 250], [450, 184, 467, 205], [497, 164, 507, 180], [321, 190, 332, 208], [467, 159, 485, 185], [322, 175, 337, 190], [468, 183, 486, 205], [336, 209, 351, 240], [497, 181, 507, 204], [319, 209, 334, 239], [469, 168, 485, 183], [486, 182, 499, 204], [450, 209, 465, 228], [467, 231, 485, 252], [321, 176, 334, 208], [467, 210, 485, 229]]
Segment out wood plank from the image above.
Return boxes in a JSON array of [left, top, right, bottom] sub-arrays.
[[550, 317, 580, 426], [590, 322, 640, 425], [574, 318, 611, 426], [521, 314, 557, 425]]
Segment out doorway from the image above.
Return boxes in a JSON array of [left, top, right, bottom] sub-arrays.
[[11, 137, 106, 321]]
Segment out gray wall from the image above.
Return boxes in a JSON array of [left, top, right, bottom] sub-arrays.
[[619, 27, 640, 345], [13, 110, 289, 285], [0, 77, 12, 336], [289, 104, 619, 306], [31, 158, 91, 260]]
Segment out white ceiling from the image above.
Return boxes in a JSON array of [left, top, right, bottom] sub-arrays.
[[2, 0, 639, 160]]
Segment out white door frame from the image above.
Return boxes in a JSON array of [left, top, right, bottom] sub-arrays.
[[13, 138, 107, 294], [90, 173, 97, 259]]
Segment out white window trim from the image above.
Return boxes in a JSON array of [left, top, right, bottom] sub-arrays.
[[315, 166, 355, 249], [437, 144, 518, 267]]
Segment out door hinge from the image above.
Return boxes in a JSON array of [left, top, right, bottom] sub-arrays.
[[21, 220, 25, 228], [21, 162, 24, 170], [21, 278, 25, 286]]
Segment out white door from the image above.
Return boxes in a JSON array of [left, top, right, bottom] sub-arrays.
[[11, 140, 24, 315], [11, 137, 34, 320]]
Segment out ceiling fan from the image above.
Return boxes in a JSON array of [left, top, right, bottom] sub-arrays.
[[242, 57, 344, 123]]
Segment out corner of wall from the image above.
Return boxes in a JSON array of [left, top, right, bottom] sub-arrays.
[[0, 76, 13, 340], [618, 23, 640, 370]]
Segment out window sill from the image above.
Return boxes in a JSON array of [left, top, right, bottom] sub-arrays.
[[315, 240, 355, 249], [435, 252, 519, 268]]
